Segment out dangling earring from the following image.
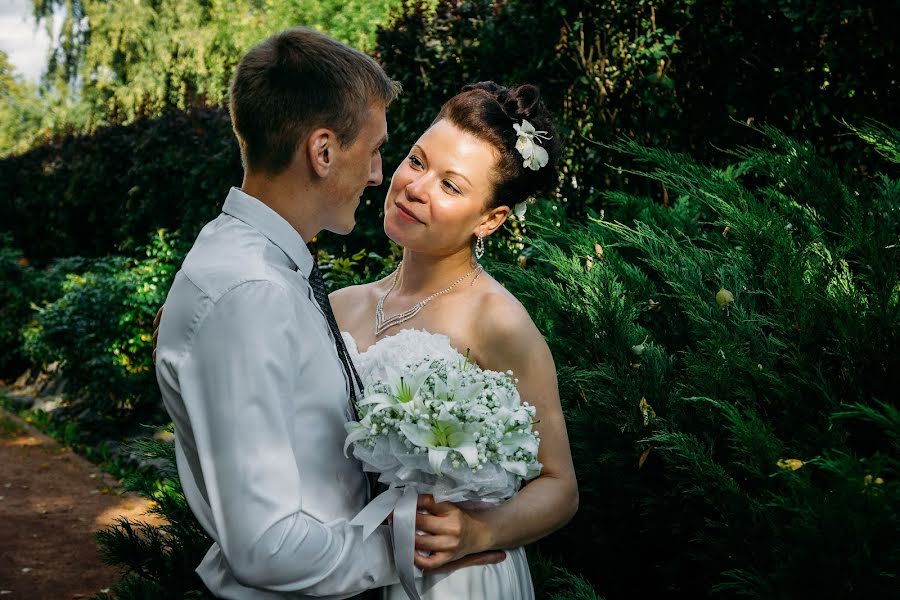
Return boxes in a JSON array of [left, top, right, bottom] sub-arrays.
[[475, 229, 485, 260]]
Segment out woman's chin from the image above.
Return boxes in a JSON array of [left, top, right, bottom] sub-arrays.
[[383, 217, 416, 246], [382, 224, 402, 247]]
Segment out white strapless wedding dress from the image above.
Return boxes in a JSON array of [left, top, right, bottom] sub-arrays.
[[342, 328, 535, 600]]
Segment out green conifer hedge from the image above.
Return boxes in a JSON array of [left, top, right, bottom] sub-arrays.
[[90, 124, 899, 598], [491, 122, 900, 597]]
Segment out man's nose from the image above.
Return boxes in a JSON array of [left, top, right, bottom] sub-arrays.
[[368, 153, 383, 187]]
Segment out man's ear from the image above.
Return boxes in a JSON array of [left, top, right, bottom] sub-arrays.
[[478, 204, 511, 237], [306, 128, 335, 178]]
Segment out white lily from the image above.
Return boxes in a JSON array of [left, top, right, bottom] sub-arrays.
[[493, 405, 516, 425], [363, 362, 433, 416], [430, 371, 458, 411], [493, 386, 521, 410], [399, 407, 480, 475], [343, 416, 372, 457], [513, 119, 538, 142], [434, 368, 485, 411], [356, 392, 397, 416], [523, 144, 549, 171]]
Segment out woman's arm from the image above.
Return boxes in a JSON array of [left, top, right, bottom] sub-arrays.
[[413, 293, 579, 569]]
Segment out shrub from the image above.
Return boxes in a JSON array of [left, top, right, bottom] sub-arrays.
[[0, 234, 34, 375], [494, 122, 900, 598], [6, 2, 899, 267], [0, 235, 89, 377], [22, 231, 185, 432], [92, 428, 214, 599], [93, 123, 900, 599], [318, 245, 400, 291], [0, 108, 241, 263]]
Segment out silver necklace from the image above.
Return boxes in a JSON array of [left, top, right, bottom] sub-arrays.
[[375, 261, 483, 336]]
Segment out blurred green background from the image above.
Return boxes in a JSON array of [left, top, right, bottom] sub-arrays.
[[1, 1, 898, 598]]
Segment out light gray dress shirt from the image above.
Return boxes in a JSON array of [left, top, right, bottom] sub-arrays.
[[155, 187, 396, 599]]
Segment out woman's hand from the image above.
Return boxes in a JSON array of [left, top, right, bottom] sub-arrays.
[[405, 293, 580, 571], [412, 494, 499, 571]]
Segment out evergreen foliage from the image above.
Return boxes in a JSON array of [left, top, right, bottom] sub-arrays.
[[90, 124, 899, 598], [5, 1, 899, 263], [490, 123, 899, 597], [1, 2, 897, 597], [92, 427, 214, 599], [0, 233, 39, 375], [376, 0, 900, 220]]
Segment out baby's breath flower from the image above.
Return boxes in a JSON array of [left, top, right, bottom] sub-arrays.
[[346, 355, 542, 487]]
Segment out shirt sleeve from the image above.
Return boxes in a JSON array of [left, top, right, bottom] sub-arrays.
[[176, 280, 397, 595]]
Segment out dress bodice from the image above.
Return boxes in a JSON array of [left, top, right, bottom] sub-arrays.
[[342, 328, 465, 385], [342, 328, 537, 599]]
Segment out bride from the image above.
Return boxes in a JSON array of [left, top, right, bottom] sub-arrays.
[[331, 82, 579, 599]]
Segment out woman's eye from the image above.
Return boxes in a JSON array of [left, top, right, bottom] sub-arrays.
[[408, 155, 423, 168], [442, 181, 461, 194]]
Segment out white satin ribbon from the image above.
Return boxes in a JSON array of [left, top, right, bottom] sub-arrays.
[[351, 484, 422, 600]]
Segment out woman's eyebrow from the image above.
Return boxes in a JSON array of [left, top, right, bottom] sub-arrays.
[[412, 145, 471, 186]]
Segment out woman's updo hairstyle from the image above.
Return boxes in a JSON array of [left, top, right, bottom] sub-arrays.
[[434, 81, 562, 209]]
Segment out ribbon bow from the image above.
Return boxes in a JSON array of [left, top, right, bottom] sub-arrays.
[[352, 484, 424, 600]]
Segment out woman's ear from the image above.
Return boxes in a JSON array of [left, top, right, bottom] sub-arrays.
[[477, 204, 511, 237], [306, 128, 335, 178]]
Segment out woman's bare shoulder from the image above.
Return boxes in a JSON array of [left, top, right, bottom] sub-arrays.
[[329, 279, 385, 324], [472, 275, 545, 358]]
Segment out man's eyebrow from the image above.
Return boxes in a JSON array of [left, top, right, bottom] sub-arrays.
[[376, 134, 388, 149]]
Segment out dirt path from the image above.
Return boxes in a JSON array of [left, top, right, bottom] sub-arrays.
[[0, 408, 160, 599]]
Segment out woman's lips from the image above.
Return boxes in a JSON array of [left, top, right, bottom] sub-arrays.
[[395, 201, 425, 224]]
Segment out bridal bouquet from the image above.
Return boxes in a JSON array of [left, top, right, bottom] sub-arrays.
[[344, 354, 541, 599]]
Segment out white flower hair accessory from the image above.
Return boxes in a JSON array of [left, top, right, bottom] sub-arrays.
[[513, 119, 552, 171], [513, 200, 528, 220]]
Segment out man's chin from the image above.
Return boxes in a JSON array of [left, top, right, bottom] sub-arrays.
[[324, 220, 356, 236]]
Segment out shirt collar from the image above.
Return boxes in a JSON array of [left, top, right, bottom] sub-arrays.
[[221, 187, 314, 277]]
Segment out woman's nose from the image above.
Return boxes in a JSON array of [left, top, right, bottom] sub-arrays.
[[405, 172, 431, 203]]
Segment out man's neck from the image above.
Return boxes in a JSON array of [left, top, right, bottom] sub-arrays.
[[241, 170, 322, 242]]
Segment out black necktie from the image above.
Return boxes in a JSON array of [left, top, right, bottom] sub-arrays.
[[307, 263, 364, 416], [307, 263, 380, 507]]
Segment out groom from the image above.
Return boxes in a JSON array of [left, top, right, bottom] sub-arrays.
[[154, 28, 500, 599]]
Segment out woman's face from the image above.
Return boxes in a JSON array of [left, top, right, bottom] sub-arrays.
[[383, 119, 508, 255]]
